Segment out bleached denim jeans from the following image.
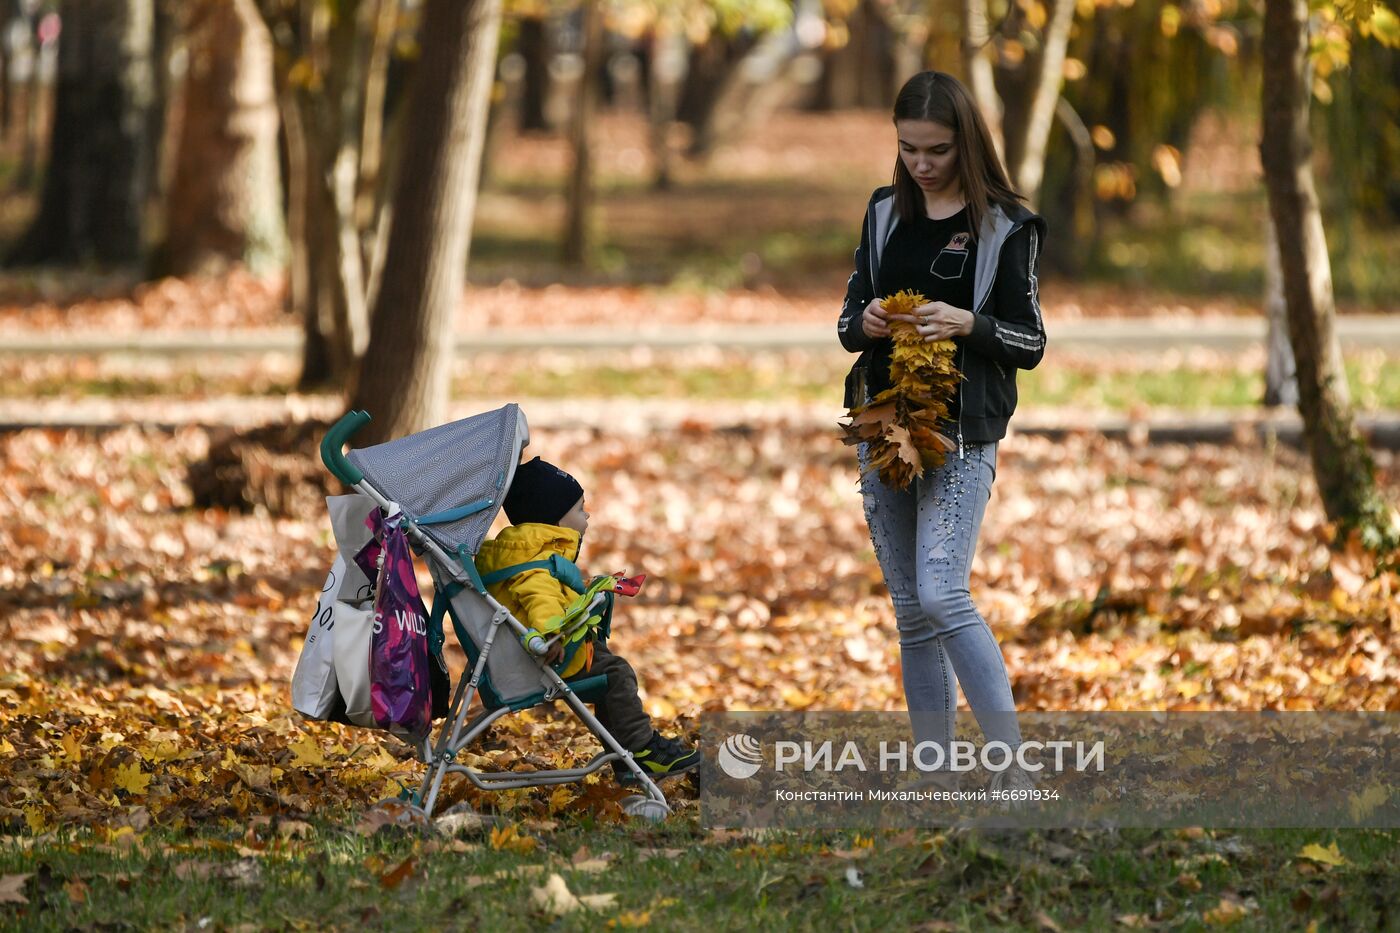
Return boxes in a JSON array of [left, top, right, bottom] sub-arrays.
[[859, 441, 1021, 764]]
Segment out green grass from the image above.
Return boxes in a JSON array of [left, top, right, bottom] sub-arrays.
[[3, 823, 1396, 930], [0, 372, 297, 400], [471, 172, 865, 291], [6, 351, 1400, 412], [1085, 191, 1400, 307], [446, 353, 1400, 412], [1020, 357, 1400, 411]]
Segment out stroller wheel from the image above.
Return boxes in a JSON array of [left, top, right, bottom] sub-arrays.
[[621, 795, 671, 822]]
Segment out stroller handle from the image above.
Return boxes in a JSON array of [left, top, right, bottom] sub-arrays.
[[321, 409, 372, 485]]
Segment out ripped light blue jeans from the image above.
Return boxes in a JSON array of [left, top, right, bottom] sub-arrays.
[[860, 441, 1021, 764]]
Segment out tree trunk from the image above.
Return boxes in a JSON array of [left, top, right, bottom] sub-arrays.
[[16, 11, 48, 190], [145, 0, 179, 239], [676, 32, 755, 156], [1260, 0, 1389, 543], [258, 0, 380, 389], [157, 0, 284, 277], [356, 0, 404, 313], [1050, 96, 1096, 273], [1262, 221, 1298, 407], [9, 0, 156, 265], [0, 0, 16, 138], [349, 0, 503, 442], [647, 29, 684, 191], [961, 0, 1002, 156], [517, 14, 549, 132], [1005, 0, 1075, 207], [562, 0, 601, 267]]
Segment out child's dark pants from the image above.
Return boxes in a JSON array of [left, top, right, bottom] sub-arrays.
[[583, 641, 654, 751]]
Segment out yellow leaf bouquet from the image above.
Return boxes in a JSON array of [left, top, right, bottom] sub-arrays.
[[839, 289, 961, 489]]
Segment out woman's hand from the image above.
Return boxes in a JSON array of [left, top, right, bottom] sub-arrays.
[[901, 301, 973, 342], [861, 298, 894, 338], [544, 640, 564, 665]]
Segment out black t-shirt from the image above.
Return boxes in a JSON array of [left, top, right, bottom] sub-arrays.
[[866, 207, 977, 423]]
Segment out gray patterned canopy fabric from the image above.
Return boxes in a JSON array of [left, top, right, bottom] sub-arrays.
[[347, 404, 529, 556]]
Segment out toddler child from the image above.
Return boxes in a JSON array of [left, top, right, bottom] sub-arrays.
[[475, 456, 700, 784]]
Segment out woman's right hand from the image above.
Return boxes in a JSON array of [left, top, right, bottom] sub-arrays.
[[861, 298, 893, 338]]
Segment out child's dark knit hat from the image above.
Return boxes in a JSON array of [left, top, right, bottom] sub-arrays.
[[503, 456, 584, 526]]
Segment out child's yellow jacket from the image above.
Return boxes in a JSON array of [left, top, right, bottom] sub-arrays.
[[475, 523, 592, 677]]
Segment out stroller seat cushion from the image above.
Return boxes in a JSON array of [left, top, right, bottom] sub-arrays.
[[494, 671, 611, 712]]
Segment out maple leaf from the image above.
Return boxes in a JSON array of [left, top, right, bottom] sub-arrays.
[[378, 855, 417, 890], [113, 762, 151, 796], [490, 823, 539, 854], [1201, 895, 1251, 925], [23, 806, 50, 834], [547, 785, 577, 815], [1347, 783, 1390, 821], [288, 735, 325, 768], [1335, 0, 1376, 24], [61, 731, 83, 764], [531, 873, 617, 915], [1296, 841, 1347, 866], [0, 874, 29, 905]]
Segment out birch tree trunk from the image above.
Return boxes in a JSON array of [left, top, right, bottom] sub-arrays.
[[961, 0, 1002, 157], [1260, 0, 1391, 544], [349, 0, 503, 442], [1006, 0, 1075, 207]]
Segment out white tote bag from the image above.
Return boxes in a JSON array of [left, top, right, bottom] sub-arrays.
[[290, 494, 379, 721], [332, 603, 377, 727], [290, 553, 347, 719]]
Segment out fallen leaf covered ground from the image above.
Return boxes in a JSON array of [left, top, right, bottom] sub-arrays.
[[1, 416, 1396, 835], [0, 272, 1309, 336]]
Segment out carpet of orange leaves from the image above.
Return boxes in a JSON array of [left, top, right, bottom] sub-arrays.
[[1, 416, 1396, 834]]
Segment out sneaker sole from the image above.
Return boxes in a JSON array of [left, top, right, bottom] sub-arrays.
[[615, 757, 701, 785]]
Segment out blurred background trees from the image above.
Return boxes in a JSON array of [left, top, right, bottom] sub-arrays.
[[0, 0, 1396, 518], [7, 0, 1396, 306]]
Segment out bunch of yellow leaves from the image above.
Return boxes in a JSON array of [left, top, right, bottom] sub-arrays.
[[839, 289, 962, 489]]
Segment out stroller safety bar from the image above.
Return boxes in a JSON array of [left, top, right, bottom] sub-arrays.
[[527, 591, 609, 656]]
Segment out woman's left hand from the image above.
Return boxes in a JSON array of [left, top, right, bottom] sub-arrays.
[[903, 301, 974, 342]]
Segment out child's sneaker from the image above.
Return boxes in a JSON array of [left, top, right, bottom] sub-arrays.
[[613, 733, 700, 785]]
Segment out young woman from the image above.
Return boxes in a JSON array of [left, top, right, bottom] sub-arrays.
[[836, 71, 1047, 793]]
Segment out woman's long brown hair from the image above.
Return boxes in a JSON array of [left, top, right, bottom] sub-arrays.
[[891, 71, 1023, 237]]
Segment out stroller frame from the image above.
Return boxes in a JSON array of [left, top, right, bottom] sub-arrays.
[[320, 409, 672, 821]]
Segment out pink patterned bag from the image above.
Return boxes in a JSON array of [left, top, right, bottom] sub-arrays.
[[361, 509, 433, 739]]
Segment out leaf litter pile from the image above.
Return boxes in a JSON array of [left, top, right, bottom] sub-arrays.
[[1, 420, 1398, 838]]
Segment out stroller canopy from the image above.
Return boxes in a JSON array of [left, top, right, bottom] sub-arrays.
[[347, 404, 529, 556]]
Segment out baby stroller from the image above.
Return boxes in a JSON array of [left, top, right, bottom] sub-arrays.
[[318, 404, 672, 821]]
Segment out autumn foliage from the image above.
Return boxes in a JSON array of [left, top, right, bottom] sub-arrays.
[[1, 416, 1398, 837], [840, 290, 962, 489]]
